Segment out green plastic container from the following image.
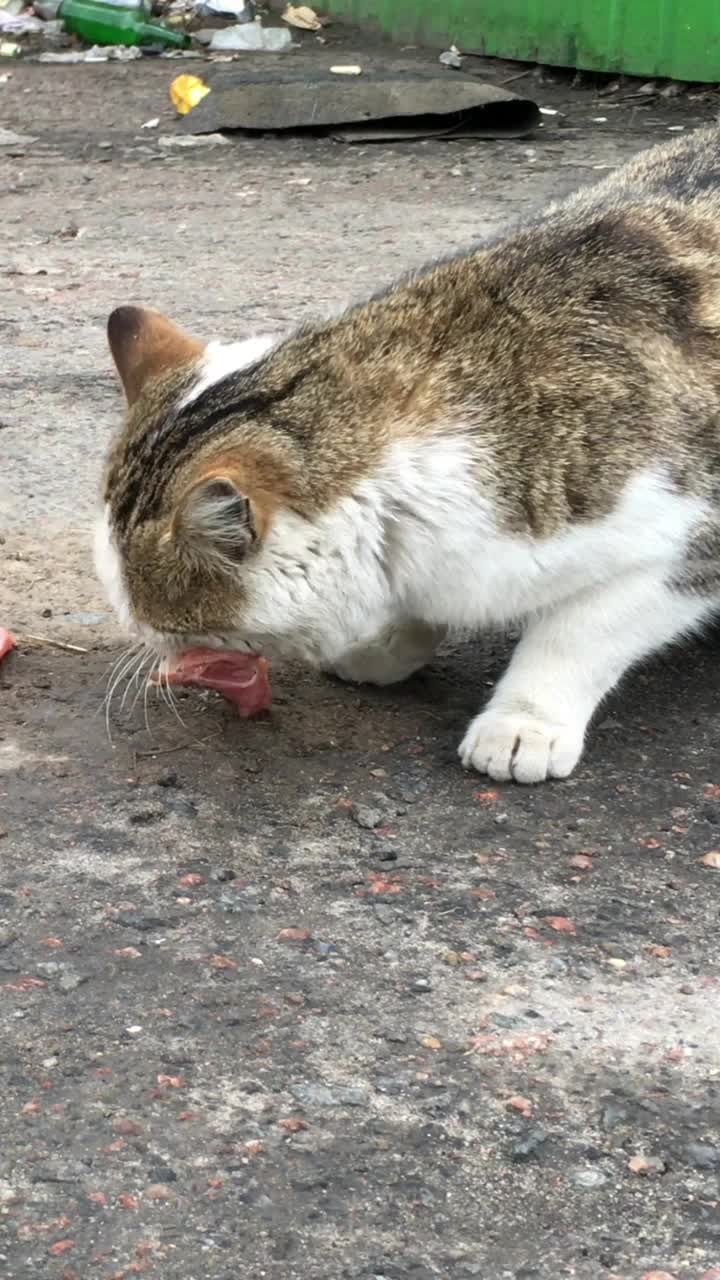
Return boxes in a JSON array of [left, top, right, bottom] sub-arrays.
[[322, 0, 720, 81], [59, 0, 190, 48]]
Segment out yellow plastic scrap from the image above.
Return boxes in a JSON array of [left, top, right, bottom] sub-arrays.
[[170, 74, 211, 116]]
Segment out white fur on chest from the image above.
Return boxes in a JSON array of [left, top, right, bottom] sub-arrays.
[[242, 438, 706, 662], [401, 457, 706, 629]]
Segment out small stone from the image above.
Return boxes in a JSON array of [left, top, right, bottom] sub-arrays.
[[58, 969, 89, 993], [600, 1102, 627, 1132], [686, 1142, 720, 1170], [419, 1035, 442, 1051], [373, 903, 396, 925], [570, 1166, 607, 1188], [410, 977, 432, 993], [492, 1013, 525, 1029], [290, 1083, 370, 1108], [314, 940, 337, 958], [126, 1025, 143, 1036], [166, 796, 198, 818], [156, 770, 179, 788], [392, 778, 428, 804], [211, 867, 237, 883], [351, 804, 384, 830], [147, 1164, 177, 1182], [511, 1128, 548, 1162]]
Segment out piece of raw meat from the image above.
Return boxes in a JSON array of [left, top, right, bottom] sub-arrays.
[[0, 629, 16, 663], [151, 648, 271, 717]]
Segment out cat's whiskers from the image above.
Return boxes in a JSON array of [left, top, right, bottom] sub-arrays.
[[120, 648, 153, 715], [153, 656, 188, 731], [101, 644, 146, 742]]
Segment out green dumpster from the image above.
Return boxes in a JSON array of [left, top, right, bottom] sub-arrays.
[[324, 0, 720, 81]]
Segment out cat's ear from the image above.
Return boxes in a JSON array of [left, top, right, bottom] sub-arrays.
[[174, 475, 257, 565], [107, 306, 205, 406]]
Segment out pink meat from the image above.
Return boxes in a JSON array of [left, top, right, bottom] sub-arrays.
[[152, 648, 271, 718], [0, 628, 16, 663]]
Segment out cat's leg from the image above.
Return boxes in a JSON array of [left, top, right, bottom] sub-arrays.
[[333, 620, 447, 687], [459, 571, 714, 783]]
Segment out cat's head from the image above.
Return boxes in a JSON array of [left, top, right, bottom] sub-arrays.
[[95, 305, 290, 655]]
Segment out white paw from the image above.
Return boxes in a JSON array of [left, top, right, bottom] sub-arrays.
[[459, 708, 584, 784], [333, 642, 422, 688], [333, 622, 444, 688]]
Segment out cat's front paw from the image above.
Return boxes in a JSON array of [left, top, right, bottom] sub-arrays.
[[459, 707, 584, 783], [333, 622, 445, 688], [332, 642, 419, 687]]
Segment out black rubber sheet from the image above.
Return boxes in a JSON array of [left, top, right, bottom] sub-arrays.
[[179, 64, 540, 141]]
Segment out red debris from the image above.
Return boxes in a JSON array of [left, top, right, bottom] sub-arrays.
[[112, 1118, 143, 1136], [278, 1117, 308, 1132], [568, 855, 593, 870], [366, 873, 403, 896], [473, 789, 499, 806], [207, 953, 237, 970], [506, 1094, 533, 1118], [468, 1032, 552, 1059], [543, 916, 577, 935], [49, 1242, 75, 1257], [276, 927, 312, 942], [0, 629, 16, 663]]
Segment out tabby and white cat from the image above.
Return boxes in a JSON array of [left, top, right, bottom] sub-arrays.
[[96, 124, 720, 783]]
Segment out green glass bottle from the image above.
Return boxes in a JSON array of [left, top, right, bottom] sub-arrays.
[[59, 0, 190, 48]]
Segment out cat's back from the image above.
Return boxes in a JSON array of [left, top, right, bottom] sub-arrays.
[[554, 122, 720, 220]]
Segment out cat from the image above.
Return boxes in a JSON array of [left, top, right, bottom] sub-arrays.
[[96, 123, 720, 784]]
